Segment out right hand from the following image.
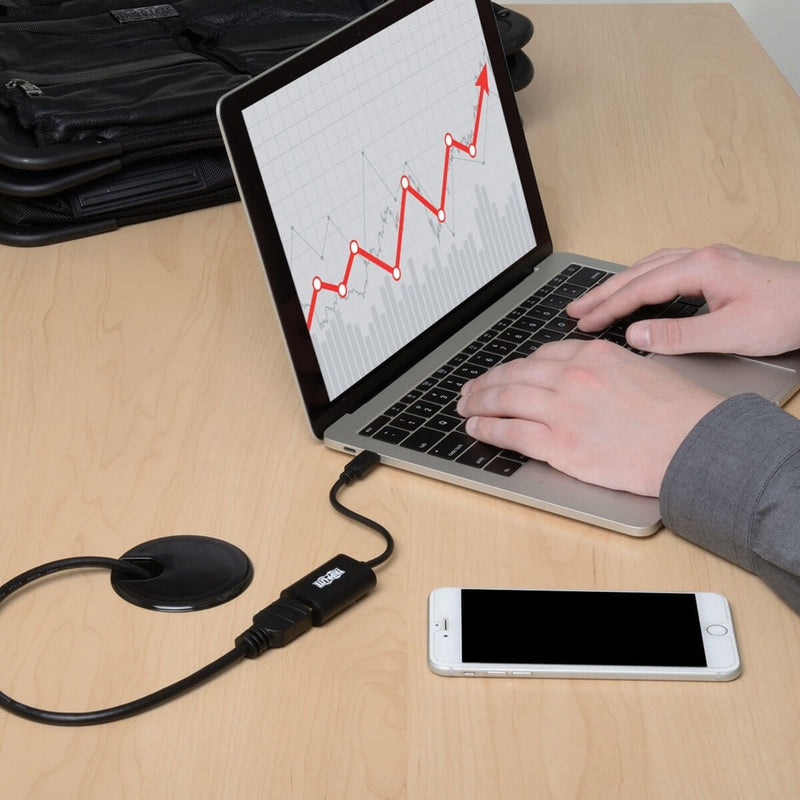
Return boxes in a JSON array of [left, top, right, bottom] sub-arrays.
[[567, 245, 800, 356]]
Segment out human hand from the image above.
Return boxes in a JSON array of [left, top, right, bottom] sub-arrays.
[[568, 245, 800, 356], [456, 339, 723, 496]]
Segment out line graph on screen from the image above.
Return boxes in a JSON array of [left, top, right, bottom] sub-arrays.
[[305, 64, 490, 331]]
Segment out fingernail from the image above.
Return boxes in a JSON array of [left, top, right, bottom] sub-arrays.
[[628, 322, 651, 349]]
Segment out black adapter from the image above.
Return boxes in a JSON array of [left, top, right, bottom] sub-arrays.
[[282, 553, 377, 625], [236, 554, 377, 657]]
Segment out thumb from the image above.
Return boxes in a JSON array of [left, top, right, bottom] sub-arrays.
[[626, 313, 728, 354]]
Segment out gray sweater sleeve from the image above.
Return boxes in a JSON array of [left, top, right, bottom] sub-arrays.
[[660, 393, 800, 614]]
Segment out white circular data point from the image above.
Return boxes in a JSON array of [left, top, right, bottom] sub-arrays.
[[350, 240, 359, 254], [338, 283, 348, 298], [437, 209, 446, 223], [312, 277, 322, 291], [400, 175, 409, 190], [392, 268, 401, 281], [469, 144, 477, 158], [445, 133, 453, 146]]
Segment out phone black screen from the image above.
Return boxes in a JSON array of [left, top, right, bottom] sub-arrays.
[[460, 589, 707, 667]]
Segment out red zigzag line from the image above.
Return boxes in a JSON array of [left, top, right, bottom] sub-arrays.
[[306, 64, 490, 331]]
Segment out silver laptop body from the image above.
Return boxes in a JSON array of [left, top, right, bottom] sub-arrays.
[[217, 0, 800, 536]]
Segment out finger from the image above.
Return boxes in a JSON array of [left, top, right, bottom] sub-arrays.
[[462, 339, 589, 397], [566, 269, 645, 318], [626, 306, 739, 354], [566, 249, 695, 319], [457, 381, 556, 423], [463, 415, 553, 462], [629, 247, 695, 270], [575, 252, 711, 332]]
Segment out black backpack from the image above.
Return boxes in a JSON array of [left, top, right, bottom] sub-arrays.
[[0, 0, 533, 245]]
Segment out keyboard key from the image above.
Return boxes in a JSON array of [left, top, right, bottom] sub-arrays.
[[552, 282, 586, 300], [373, 425, 410, 445], [503, 306, 528, 321], [484, 457, 524, 477], [441, 400, 460, 417], [545, 316, 577, 335], [491, 316, 514, 331], [409, 400, 442, 417], [514, 341, 539, 356], [523, 304, 559, 323], [398, 389, 422, 405], [484, 339, 514, 356], [439, 374, 468, 392], [453, 363, 487, 381], [500, 450, 529, 462], [423, 387, 457, 405], [400, 427, 446, 452], [541, 293, 572, 310], [447, 352, 470, 367], [425, 414, 461, 432], [569, 266, 610, 287], [360, 416, 390, 437], [457, 442, 502, 468], [496, 326, 530, 345], [531, 328, 564, 345], [468, 351, 503, 368], [430, 431, 476, 460], [392, 413, 426, 431]]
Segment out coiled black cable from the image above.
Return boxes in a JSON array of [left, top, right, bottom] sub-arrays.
[[0, 452, 390, 726], [0, 557, 248, 726]]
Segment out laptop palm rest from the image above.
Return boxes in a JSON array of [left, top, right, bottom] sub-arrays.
[[654, 352, 800, 404]]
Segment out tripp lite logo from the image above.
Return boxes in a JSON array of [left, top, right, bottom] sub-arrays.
[[312, 567, 346, 589]]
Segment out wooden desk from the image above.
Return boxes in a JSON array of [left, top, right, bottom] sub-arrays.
[[2, 4, 799, 797]]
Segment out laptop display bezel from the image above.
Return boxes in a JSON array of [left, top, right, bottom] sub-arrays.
[[217, 0, 552, 438]]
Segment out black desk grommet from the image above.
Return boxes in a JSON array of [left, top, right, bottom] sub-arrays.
[[110, 535, 254, 612]]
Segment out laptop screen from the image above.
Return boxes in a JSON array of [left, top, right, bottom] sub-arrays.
[[239, 0, 537, 400]]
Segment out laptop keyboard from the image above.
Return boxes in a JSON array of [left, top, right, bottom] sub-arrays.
[[359, 264, 703, 477]]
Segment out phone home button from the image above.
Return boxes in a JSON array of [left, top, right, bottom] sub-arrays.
[[706, 624, 728, 636]]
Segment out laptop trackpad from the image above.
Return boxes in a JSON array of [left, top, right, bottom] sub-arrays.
[[653, 353, 799, 402]]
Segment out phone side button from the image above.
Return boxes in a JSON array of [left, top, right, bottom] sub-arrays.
[[706, 624, 728, 636], [487, 670, 508, 676]]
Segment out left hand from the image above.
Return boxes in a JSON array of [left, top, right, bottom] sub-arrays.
[[456, 339, 724, 496]]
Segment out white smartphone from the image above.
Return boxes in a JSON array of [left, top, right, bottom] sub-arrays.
[[428, 587, 741, 681]]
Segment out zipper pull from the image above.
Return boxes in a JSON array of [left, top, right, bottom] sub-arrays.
[[5, 79, 43, 97]]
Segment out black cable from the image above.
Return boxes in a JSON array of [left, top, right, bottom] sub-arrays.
[[0, 556, 151, 603], [0, 451, 391, 725], [0, 557, 249, 726], [329, 451, 394, 568]]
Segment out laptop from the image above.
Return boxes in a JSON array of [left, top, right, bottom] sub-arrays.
[[217, 0, 800, 536]]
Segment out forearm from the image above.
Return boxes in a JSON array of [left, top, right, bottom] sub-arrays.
[[660, 393, 800, 614]]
